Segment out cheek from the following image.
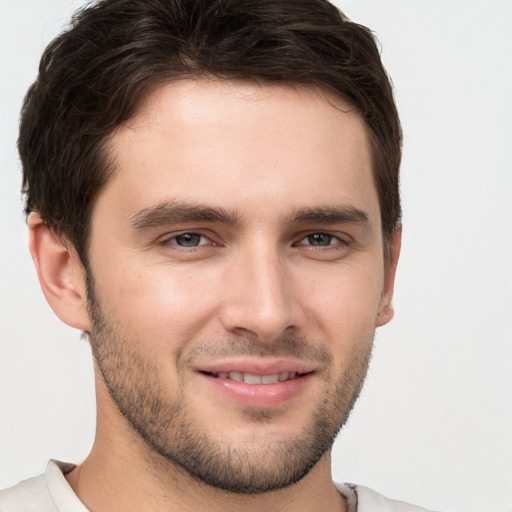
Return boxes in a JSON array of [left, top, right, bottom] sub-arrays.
[[302, 261, 384, 334], [92, 261, 222, 349]]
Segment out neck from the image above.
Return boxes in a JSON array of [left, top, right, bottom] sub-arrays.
[[65, 379, 346, 512], [67, 445, 345, 512]]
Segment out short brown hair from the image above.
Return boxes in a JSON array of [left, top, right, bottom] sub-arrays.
[[19, 0, 402, 265]]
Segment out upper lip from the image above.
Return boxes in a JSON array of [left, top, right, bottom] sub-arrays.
[[195, 357, 317, 376]]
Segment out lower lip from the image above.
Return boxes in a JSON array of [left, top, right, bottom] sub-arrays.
[[198, 373, 314, 408]]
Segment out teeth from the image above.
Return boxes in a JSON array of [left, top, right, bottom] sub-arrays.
[[216, 371, 300, 384], [244, 373, 262, 384]]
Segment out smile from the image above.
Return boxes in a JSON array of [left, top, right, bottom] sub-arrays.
[[208, 371, 304, 384]]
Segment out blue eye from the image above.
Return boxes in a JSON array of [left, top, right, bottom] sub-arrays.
[[170, 233, 209, 247], [299, 233, 338, 247]]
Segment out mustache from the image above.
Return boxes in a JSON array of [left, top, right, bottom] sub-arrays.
[[177, 335, 333, 368]]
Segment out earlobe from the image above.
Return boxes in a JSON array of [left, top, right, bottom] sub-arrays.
[[377, 227, 402, 327], [28, 214, 91, 331]]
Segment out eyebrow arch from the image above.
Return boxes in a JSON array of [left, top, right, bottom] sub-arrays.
[[287, 205, 371, 226], [131, 201, 239, 230]]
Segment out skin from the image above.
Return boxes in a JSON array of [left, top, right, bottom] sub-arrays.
[[29, 80, 400, 512]]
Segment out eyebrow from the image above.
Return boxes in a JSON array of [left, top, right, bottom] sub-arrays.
[[130, 201, 371, 231], [131, 201, 239, 230], [287, 206, 370, 226]]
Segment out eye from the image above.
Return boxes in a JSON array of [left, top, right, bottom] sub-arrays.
[[166, 232, 211, 248], [297, 233, 342, 247]]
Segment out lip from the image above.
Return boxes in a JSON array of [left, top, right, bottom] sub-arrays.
[[195, 357, 317, 376], [195, 358, 316, 408]]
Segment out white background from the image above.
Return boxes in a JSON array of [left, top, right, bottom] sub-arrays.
[[1, 1, 511, 511]]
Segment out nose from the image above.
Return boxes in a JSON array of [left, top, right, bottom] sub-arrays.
[[219, 244, 303, 342]]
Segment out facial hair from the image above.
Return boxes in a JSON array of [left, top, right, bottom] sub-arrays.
[[86, 276, 374, 495]]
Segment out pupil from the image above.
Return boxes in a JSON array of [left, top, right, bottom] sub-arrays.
[[309, 233, 331, 246], [176, 233, 200, 247]]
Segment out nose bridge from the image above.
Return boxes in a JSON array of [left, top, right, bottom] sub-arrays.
[[220, 239, 298, 341]]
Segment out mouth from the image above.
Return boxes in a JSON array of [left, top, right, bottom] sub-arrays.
[[196, 362, 315, 408], [201, 370, 309, 384]]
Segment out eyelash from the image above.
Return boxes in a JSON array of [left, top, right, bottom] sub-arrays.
[[160, 231, 349, 251], [160, 231, 215, 250], [295, 233, 347, 248]]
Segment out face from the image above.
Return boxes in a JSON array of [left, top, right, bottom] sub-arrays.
[[85, 80, 397, 493]]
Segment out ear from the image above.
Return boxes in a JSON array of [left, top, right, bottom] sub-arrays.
[[28, 214, 91, 331], [376, 227, 402, 327]]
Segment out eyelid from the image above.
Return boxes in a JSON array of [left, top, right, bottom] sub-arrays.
[[156, 229, 351, 249], [159, 230, 218, 247], [294, 231, 351, 247]]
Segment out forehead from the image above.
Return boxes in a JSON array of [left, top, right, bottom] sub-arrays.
[[98, 79, 379, 226]]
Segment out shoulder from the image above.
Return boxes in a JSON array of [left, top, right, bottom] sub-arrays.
[[0, 460, 86, 512], [0, 473, 55, 512], [336, 483, 439, 512], [356, 484, 437, 511]]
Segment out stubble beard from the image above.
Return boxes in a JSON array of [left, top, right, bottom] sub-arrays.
[[86, 279, 374, 495]]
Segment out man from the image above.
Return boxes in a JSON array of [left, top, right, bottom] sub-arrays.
[[0, 0, 433, 510]]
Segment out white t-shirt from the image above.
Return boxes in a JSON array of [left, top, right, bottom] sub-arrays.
[[0, 460, 437, 512]]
